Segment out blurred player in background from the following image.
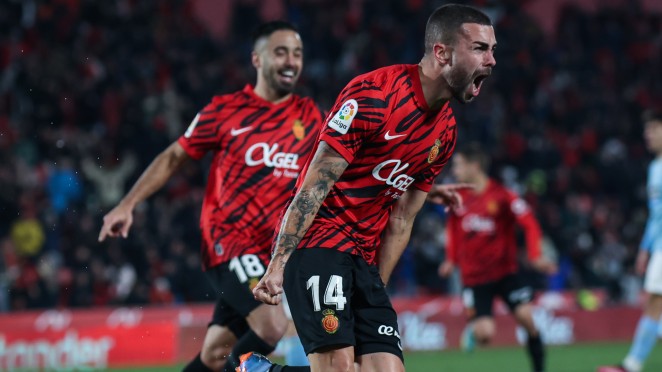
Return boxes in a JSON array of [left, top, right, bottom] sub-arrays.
[[242, 4, 496, 372], [98, 21, 322, 372], [436, 143, 557, 372], [599, 110, 662, 372]]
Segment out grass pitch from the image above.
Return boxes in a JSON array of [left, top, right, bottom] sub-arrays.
[[110, 341, 662, 372]]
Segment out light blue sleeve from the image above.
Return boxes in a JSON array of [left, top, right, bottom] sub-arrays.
[[641, 216, 655, 251], [641, 160, 662, 251]]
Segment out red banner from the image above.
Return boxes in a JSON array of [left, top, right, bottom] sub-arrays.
[[390, 292, 640, 351], [0, 291, 645, 368]]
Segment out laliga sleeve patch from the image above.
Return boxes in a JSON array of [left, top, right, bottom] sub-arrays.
[[328, 99, 358, 135], [184, 113, 200, 138]]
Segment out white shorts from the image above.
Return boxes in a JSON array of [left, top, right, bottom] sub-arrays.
[[644, 250, 662, 295]]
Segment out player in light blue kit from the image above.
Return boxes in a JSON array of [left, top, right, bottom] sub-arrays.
[[599, 110, 662, 372]]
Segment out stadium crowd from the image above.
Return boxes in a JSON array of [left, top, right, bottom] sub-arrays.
[[1, 0, 661, 311]]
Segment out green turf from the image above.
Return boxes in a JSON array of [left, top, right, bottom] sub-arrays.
[[108, 341, 662, 372]]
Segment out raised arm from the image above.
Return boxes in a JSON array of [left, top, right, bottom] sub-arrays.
[[253, 141, 348, 304], [98, 141, 190, 241], [378, 189, 429, 285]]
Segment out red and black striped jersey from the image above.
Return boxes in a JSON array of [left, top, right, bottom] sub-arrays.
[[178, 85, 323, 270], [446, 179, 542, 286], [295, 64, 457, 265]]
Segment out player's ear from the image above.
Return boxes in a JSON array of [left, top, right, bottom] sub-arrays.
[[433, 43, 452, 66], [251, 50, 261, 69]]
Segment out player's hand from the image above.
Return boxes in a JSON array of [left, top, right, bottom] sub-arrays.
[[438, 260, 455, 277], [253, 264, 284, 306], [635, 250, 650, 276], [427, 183, 474, 212], [531, 257, 558, 275], [98, 203, 134, 242]]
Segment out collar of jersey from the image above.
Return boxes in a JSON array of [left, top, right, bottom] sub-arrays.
[[407, 64, 431, 111]]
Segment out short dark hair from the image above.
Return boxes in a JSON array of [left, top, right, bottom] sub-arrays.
[[643, 109, 662, 124], [455, 142, 490, 172], [424, 4, 492, 53], [252, 21, 298, 47]]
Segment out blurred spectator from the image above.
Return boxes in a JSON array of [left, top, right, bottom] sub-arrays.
[[46, 156, 82, 215], [82, 149, 137, 208]]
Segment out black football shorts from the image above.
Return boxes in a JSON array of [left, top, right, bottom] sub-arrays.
[[205, 254, 268, 337], [284, 248, 403, 361], [462, 274, 533, 319]]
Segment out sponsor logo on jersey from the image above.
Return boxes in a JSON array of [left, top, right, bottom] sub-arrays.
[[328, 99, 357, 134], [372, 159, 415, 192], [461, 214, 496, 233], [292, 119, 305, 140], [245, 142, 300, 170], [427, 139, 442, 163], [184, 113, 200, 138], [321, 309, 339, 334]]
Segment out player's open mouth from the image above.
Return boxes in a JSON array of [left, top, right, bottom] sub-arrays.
[[472, 74, 488, 96], [278, 69, 296, 83]]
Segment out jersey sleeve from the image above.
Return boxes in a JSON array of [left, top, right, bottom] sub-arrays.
[[445, 212, 460, 264], [319, 79, 387, 163], [177, 99, 225, 160], [507, 191, 542, 261]]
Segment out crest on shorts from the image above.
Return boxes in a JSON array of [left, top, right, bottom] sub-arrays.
[[427, 139, 442, 163], [321, 309, 339, 334], [248, 277, 260, 291], [292, 119, 305, 140]]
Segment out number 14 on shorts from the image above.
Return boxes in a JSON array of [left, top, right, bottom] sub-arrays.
[[307, 275, 347, 311]]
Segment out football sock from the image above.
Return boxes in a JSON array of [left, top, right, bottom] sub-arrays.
[[625, 315, 659, 368], [283, 336, 309, 366], [223, 330, 275, 372], [183, 352, 213, 372], [526, 333, 544, 372], [269, 366, 311, 371]]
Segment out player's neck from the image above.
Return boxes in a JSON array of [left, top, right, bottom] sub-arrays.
[[472, 174, 489, 193], [253, 83, 292, 105], [418, 59, 452, 110]]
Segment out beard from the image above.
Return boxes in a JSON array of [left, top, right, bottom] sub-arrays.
[[263, 68, 298, 98], [446, 65, 476, 104]]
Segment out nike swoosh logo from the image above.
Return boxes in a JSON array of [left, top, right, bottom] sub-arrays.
[[230, 127, 253, 136], [384, 131, 406, 140]]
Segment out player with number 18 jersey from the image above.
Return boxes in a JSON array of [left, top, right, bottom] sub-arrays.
[[178, 84, 323, 271]]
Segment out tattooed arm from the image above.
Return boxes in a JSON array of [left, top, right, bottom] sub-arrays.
[[378, 189, 429, 285], [253, 141, 349, 305]]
